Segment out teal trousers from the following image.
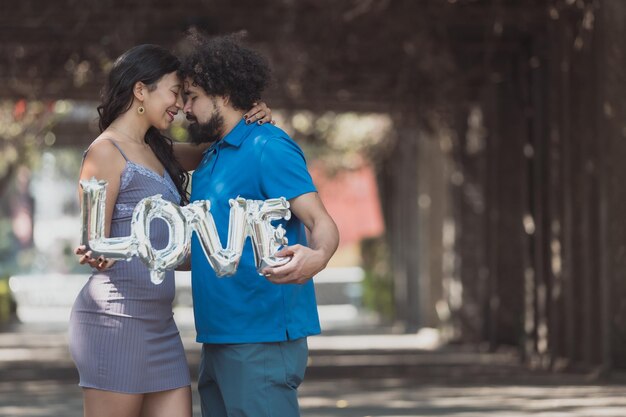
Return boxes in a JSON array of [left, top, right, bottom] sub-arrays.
[[198, 338, 309, 417]]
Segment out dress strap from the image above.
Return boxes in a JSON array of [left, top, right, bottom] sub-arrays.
[[79, 137, 130, 179], [82, 137, 130, 162], [101, 138, 130, 161]]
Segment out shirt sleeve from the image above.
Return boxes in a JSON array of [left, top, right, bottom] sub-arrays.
[[259, 135, 317, 200]]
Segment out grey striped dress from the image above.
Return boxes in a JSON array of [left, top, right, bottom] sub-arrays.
[[69, 139, 190, 393]]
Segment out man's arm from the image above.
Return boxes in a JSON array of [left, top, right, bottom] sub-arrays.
[[261, 192, 339, 284], [173, 142, 211, 171]]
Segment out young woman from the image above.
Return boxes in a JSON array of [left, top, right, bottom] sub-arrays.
[[69, 44, 272, 417]]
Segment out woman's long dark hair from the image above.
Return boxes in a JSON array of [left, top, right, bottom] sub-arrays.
[[97, 44, 190, 204]]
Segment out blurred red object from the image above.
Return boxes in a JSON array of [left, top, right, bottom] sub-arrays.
[[13, 99, 27, 120], [310, 163, 384, 247]]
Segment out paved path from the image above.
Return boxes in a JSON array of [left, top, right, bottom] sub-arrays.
[[1, 322, 626, 417]]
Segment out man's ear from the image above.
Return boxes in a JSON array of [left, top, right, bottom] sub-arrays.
[[133, 81, 147, 101], [221, 95, 230, 107]]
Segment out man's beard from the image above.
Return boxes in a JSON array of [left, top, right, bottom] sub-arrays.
[[187, 110, 225, 145]]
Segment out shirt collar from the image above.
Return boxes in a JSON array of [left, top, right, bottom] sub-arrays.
[[223, 118, 257, 148], [201, 118, 257, 155]]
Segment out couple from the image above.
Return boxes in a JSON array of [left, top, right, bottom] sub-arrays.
[[69, 33, 339, 417]]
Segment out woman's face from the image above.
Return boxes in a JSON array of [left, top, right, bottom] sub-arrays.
[[143, 71, 183, 130]]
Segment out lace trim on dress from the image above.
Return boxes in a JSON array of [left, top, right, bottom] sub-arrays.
[[120, 161, 180, 202]]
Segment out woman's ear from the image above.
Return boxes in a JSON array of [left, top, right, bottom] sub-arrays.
[[133, 81, 146, 101]]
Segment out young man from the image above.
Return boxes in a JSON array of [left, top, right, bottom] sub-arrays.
[[179, 34, 339, 417]]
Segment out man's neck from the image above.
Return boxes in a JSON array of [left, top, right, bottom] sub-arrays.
[[220, 109, 246, 140]]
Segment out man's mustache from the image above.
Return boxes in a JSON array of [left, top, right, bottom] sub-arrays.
[[186, 114, 197, 122]]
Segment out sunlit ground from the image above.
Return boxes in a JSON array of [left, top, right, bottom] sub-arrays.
[[299, 382, 626, 417], [1, 322, 626, 417], [2, 373, 626, 416]]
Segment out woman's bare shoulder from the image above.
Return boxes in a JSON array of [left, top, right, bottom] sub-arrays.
[[81, 135, 126, 177], [85, 133, 126, 158]]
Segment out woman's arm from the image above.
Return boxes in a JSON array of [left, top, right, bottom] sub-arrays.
[[75, 139, 126, 270], [172, 142, 211, 171]]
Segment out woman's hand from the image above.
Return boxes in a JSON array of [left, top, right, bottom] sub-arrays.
[[75, 245, 116, 271], [243, 102, 275, 125]]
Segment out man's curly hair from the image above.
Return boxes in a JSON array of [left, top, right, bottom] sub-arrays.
[[179, 32, 270, 111]]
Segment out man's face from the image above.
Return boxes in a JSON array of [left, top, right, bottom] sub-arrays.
[[183, 78, 225, 145]]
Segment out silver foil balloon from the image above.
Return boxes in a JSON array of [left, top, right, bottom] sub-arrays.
[[132, 195, 190, 284], [79, 178, 293, 283], [79, 177, 137, 259], [186, 198, 247, 277], [246, 197, 292, 273]]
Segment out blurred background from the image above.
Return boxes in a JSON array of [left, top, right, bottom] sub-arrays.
[[2, 0, 626, 416]]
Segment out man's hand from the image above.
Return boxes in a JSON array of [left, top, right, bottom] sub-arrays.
[[259, 193, 338, 285], [74, 245, 116, 271], [261, 244, 326, 285]]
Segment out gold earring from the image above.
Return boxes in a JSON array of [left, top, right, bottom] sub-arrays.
[[137, 106, 145, 115]]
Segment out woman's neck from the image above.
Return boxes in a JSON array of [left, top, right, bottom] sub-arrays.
[[108, 111, 151, 145]]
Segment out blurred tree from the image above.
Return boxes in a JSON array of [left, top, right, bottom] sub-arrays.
[[0, 100, 67, 195], [1, 0, 625, 372]]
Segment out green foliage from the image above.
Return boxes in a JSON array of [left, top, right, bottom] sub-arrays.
[[275, 110, 394, 173], [0, 100, 68, 194], [360, 236, 395, 321], [169, 122, 190, 142], [0, 276, 15, 325]]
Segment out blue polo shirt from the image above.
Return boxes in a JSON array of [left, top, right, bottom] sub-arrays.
[[190, 119, 321, 344]]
